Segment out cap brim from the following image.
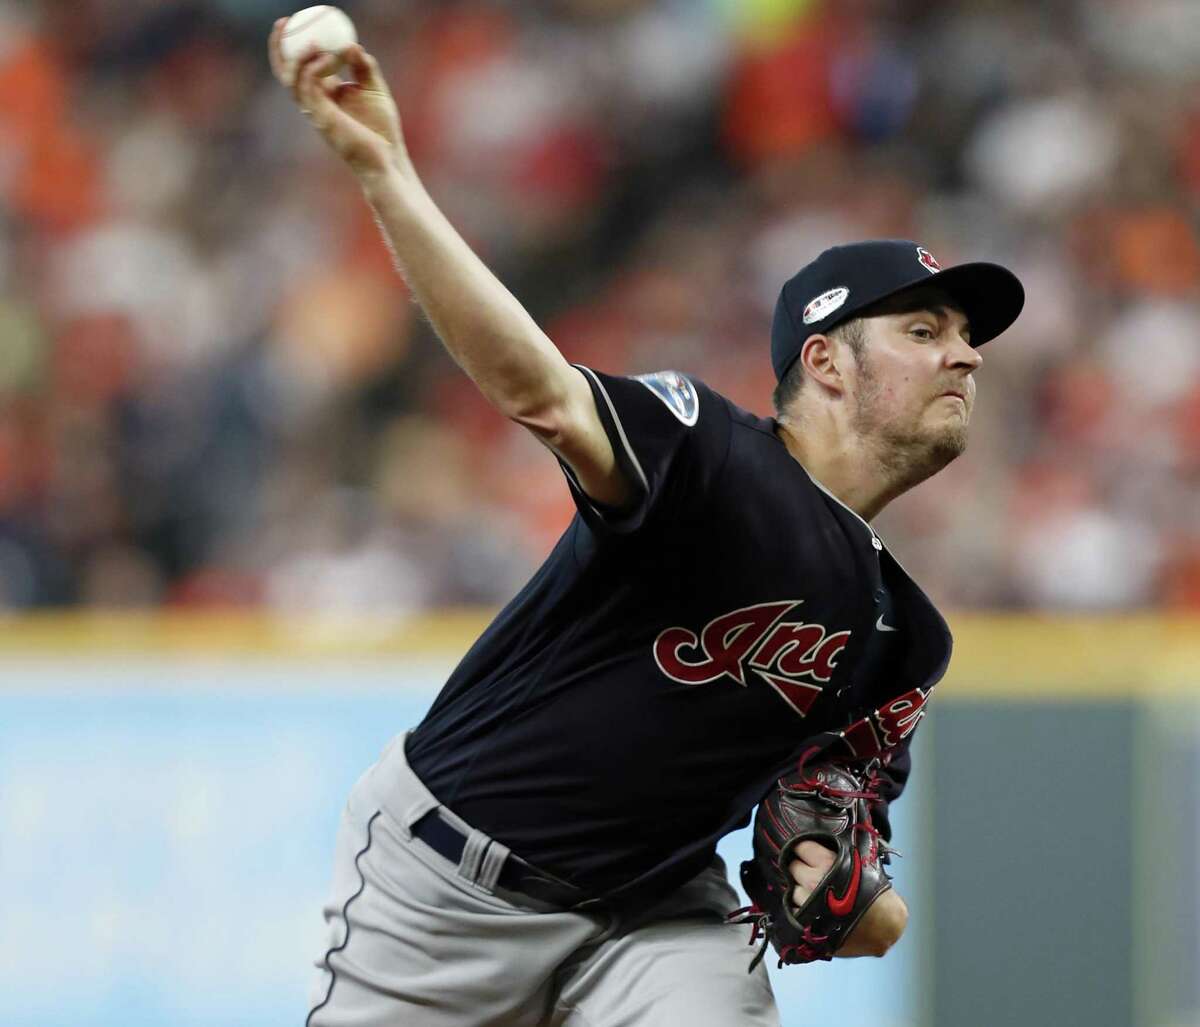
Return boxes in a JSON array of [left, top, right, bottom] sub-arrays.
[[912, 262, 1025, 347]]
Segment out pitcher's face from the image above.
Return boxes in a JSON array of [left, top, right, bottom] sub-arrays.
[[847, 288, 982, 475]]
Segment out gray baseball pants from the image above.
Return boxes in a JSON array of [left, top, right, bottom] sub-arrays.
[[305, 733, 780, 1026]]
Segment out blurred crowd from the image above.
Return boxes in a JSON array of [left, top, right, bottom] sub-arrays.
[[2, 0, 1200, 613]]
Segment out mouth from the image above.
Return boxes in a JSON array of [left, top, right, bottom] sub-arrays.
[[940, 391, 966, 404]]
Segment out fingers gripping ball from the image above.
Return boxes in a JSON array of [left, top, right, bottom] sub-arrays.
[[729, 758, 894, 969], [281, 6, 358, 72]]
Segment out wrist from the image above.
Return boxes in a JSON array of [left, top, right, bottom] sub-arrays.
[[358, 153, 419, 204]]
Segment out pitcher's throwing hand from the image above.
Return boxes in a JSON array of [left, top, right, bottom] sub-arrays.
[[268, 19, 405, 180]]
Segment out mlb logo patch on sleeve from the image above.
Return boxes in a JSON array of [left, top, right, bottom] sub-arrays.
[[633, 371, 699, 426]]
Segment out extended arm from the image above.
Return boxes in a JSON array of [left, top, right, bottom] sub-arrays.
[[267, 25, 632, 508]]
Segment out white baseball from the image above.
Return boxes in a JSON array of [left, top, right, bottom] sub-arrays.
[[280, 6, 358, 68]]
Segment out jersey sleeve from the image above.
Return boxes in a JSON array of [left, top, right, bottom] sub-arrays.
[[562, 366, 733, 536]]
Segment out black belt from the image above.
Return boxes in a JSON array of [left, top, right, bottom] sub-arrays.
[[411, 810, 599, 910]]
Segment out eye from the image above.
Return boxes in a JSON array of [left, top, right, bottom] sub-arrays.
[[909, 325, 936, 340]]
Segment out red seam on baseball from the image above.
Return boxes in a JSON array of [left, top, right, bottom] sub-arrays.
[[283, 7, 333, 37]]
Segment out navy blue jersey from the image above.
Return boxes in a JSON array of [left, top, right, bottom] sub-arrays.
[[406, 367, 952, 905]]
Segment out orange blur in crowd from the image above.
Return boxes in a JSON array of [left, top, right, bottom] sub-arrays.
[[1, 0, 1198, 612]]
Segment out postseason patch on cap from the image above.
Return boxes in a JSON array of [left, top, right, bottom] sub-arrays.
[[802, 286, 850, 325], [634, 370, 699, 426], [917, 247, 942, 273]]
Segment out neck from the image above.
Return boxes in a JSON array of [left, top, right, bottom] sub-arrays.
[[774, 416, 914, 522]]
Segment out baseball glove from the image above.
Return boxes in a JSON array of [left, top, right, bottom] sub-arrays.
[[728, 757, 893, 969]]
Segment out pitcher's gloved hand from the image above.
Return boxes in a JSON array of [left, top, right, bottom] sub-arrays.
[[729, 759, 895, 969]]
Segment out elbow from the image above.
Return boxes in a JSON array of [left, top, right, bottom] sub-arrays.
[[495, 360, 589, 449], [507, 398, 571, 449], [505, 381, 582, 450]]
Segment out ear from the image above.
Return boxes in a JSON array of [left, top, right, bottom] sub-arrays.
[[799, 334, 845, 395]]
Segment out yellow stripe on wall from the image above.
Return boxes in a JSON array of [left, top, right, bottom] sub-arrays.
[[0, 611, 495, 659], [944, 614, 1200, 700], [0, 612, 1197, 699]]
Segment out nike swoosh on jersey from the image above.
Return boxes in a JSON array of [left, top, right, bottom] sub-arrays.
[[875, 615, 898, 632]]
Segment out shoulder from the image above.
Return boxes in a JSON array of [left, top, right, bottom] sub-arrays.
[[725, 397, 779, 441], [629, 370, 702, 425], [627, 370, 773, 440], [576, 366, 733, 434]]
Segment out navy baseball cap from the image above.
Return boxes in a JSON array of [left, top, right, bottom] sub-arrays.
[[770, 239, 1025, 381]]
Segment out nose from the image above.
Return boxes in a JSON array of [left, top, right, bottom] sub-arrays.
[[947, 335, 983, 372]]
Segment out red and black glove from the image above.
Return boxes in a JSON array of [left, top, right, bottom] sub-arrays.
[[729, 759, 894, 969]]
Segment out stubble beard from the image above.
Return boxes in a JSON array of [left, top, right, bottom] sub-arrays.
[[851, 362, 969, 492]]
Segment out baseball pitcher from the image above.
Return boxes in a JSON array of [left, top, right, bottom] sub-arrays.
[[268, 23, 1025, 1027]]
